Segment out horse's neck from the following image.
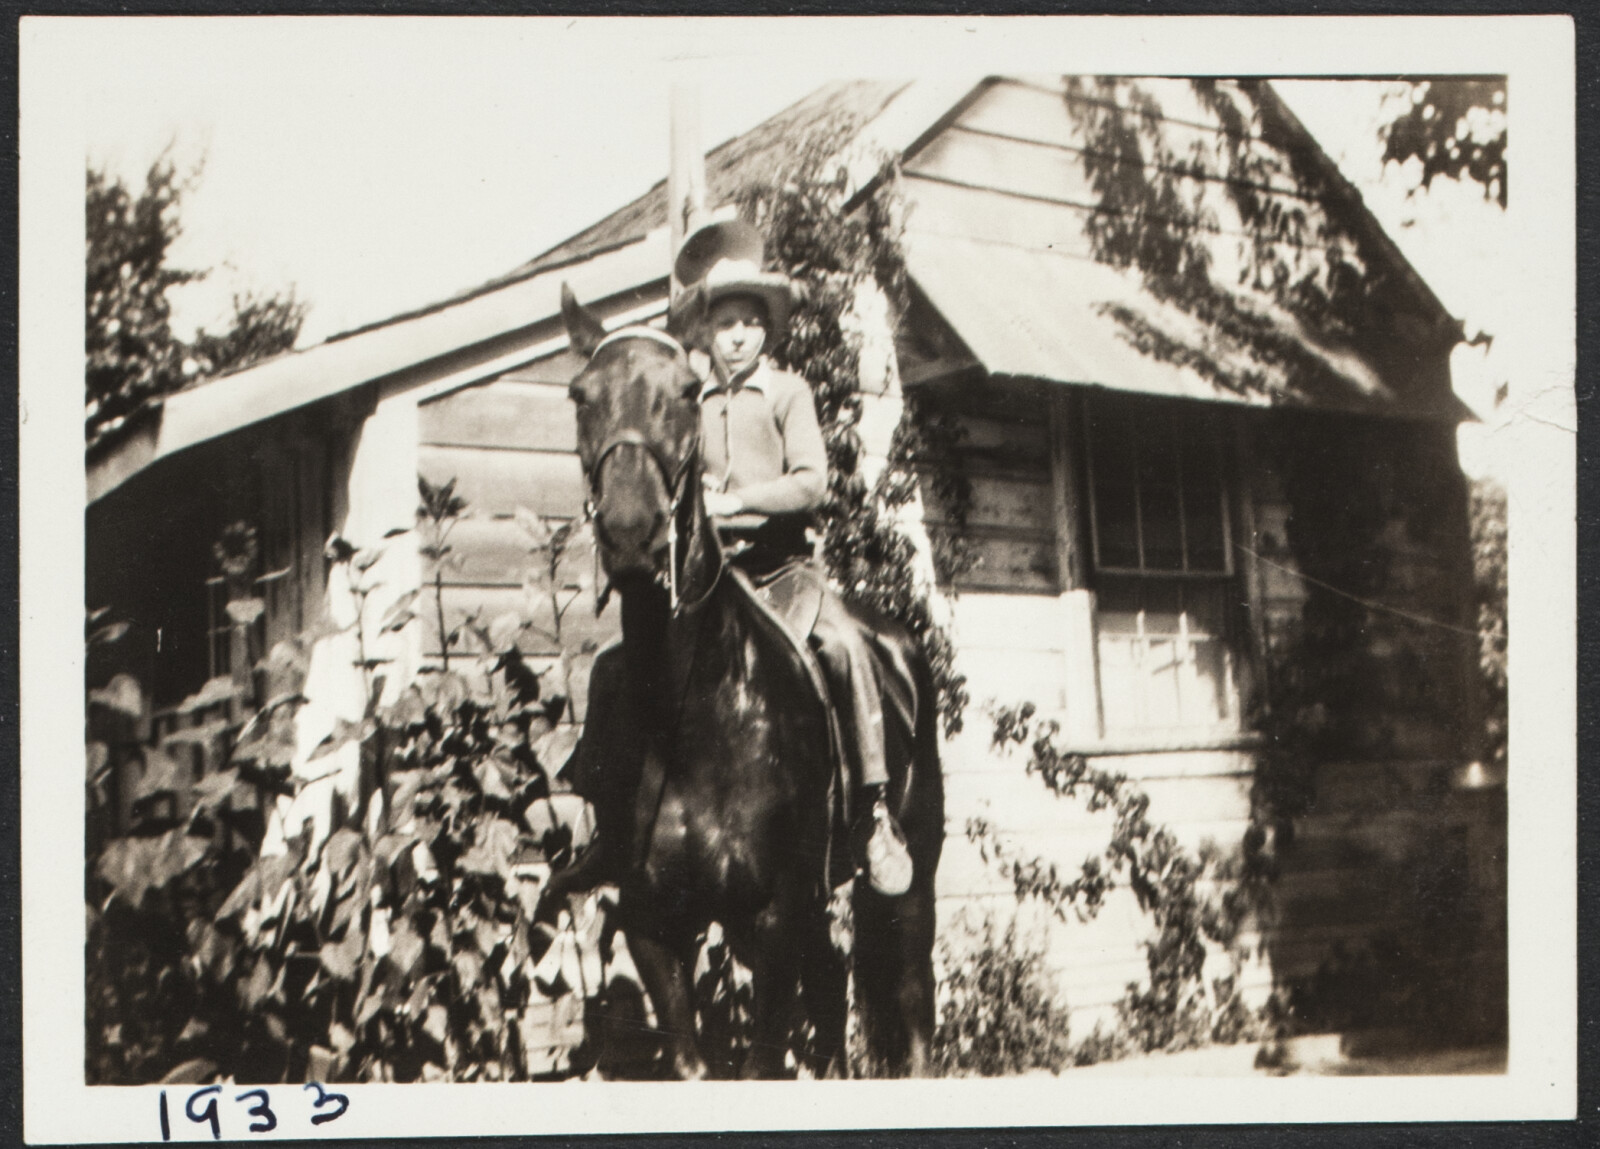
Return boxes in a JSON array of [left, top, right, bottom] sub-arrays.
[[674, 454, 723, 610]]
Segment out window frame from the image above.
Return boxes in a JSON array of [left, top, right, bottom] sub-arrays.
[[1083, 395, 1235, 580]]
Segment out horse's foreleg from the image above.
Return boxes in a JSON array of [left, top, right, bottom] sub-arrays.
[[897, 884, 939, 1078], [799, 909, 849, 1079], [741, 907, 803, 1079], [627, 930, 706, 1080]]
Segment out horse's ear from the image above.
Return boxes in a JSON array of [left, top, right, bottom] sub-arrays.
[[667, 282, 709, 353], [561, 283, 607, 360]]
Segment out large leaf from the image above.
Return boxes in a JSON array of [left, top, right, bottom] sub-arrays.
[[380, 589, 422, 634], [320, 929, 365, 982], [513, 506, 552, 548], [88, 674, 143, 720], [96, 830, 209, 904], [323, 827, 364, 879], [459, 818, 523, 879], [225, 597, 266, 626], [307, 717, 367, 764], [160, 1058, 218, 1085], [89, 620, 131, 648], [494, 648, 541, 708], [177, 676, 243, 716], [217, 869, 262, 921], [473, 756, 514, 801], [388, 921, 425, 977], [488, 611, 526, 652]]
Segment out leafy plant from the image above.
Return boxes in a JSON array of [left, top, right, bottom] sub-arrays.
[[1380, 79, 1506, 207], [968, 703, 1269, 1060], [86, 494, 605, 1084], [931, 911, 1073, 1076], [735, 150, 969, 736], [1470, 477, 1507, 772]]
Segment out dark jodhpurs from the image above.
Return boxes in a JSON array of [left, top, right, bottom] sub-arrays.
[[726, 534, 888, 793]]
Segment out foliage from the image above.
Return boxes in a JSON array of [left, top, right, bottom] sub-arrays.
[[1380, 79, 1506, 207], [1060, 77, 1412, 406], [972, 704, 1269, 1059], [931, 912, 1073, 1076], [735, 151, 969, 736], [86, 492, 602, 1084], [86, 158, 306, 449], [1470, 478, 1507, 772]]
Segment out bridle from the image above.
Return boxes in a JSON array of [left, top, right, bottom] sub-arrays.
[[580, 326, 703, 612]]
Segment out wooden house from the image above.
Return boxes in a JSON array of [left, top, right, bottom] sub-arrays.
[[87, 77, 1503, 1053]]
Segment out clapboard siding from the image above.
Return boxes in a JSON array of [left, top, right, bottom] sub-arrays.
[[962, 79, 1306, 198], [924, 473, 1054, 533], [418, 443, 585, 518], [904, 175, 1095, 256], [429, 516, 587, 586], [419, 380, 577, 453]]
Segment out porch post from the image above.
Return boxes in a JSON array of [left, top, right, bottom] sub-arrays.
[[1049, 388, 1101, 741]]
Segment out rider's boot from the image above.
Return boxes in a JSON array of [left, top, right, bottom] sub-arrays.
[[860, 782, 913, 897]]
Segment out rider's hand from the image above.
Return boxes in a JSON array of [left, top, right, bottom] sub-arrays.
[[703, 489, 743, 518]]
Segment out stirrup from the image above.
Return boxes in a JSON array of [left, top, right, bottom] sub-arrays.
[[864, 795, 913, 897]]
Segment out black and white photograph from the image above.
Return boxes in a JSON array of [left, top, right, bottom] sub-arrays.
[[19, 14, 1577, 1141]]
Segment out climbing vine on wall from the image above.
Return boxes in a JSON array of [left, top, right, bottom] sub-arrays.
[[972, 703, 1272, 1058], [735, 151, 969, 735], [1060, 77, 1432, 408]]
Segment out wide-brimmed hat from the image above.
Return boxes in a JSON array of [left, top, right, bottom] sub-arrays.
[[673, 218, 795, 333]]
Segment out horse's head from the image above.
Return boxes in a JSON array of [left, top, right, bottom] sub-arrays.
[[561, 284, 705, 588]]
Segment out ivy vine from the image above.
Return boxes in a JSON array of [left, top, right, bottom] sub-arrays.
[[735, 150, 970, 736]]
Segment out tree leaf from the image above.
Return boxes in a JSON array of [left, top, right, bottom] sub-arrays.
[[225, 597, 266, 626], [88, 621, 131, 647], [388, 921, 424, 977], [88, 673, 144, 719], [320, 928, 365, 982], [473, 757, 514, 801], [380, 589, 421, 630], [323, 826, 364, 879], [459, 817, 523, 879], [513, 507, 552, 547], [160, 1058, 219, 1085], [488, 611, 526, 652]]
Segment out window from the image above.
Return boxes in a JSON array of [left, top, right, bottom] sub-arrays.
[[1086, 396, 1230, 577], [1085, 394, 1239, 735], [1095, 579, 1236, 731]]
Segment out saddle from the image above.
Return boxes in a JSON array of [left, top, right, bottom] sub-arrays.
[[570, 560, 918, 895]]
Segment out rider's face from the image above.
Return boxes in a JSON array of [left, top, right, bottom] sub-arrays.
[[708, 295, 768, 380]]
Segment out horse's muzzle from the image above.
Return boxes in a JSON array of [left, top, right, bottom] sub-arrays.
[[592, 507, 669, 579]]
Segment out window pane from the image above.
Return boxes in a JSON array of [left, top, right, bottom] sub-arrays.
[[1097, 577, 1236, 734], [1141, 483, 1184, 571], [1137, 412, 1179, 487], [1142, 638, 1184, 726], [1181, 637, 1232, 726], [1096, 482, 1141, 568], [1181, 438, 1227, 572], [1097, 636, 1141, 730]]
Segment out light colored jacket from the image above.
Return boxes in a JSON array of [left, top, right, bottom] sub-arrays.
[[699, 358, 827, 531]]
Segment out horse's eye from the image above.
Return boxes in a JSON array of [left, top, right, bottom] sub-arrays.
[[568, 381, 587, 405]]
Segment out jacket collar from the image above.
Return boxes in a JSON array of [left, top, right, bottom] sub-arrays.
[[700, 357, 769, 401]]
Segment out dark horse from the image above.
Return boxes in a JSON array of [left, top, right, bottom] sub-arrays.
[[543, 286, 943, 1078]]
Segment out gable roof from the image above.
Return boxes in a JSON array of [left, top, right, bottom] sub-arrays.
[[90, 75, 1468, 504]]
